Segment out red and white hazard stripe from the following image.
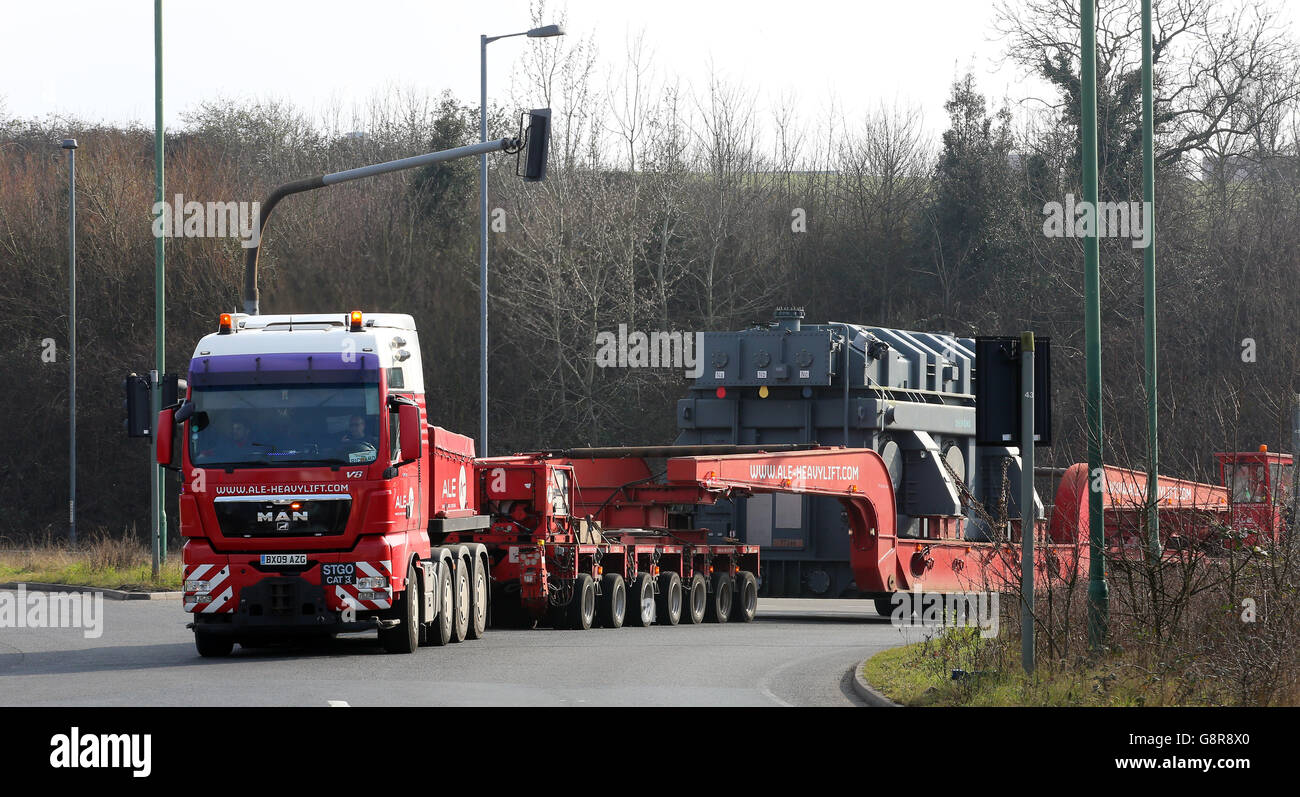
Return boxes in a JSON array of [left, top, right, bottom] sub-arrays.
[[333, 559, 393, 611], [183, 564, 233, 613]]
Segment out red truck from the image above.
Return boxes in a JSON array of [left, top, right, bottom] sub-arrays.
[[156, 310, 890, 656]]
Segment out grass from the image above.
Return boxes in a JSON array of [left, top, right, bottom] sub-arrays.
[[862, 629, 1227, 707], [0, 534, 183, 591]]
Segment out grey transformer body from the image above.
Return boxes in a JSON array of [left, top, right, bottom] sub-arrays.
[[675, 309, 1042, 598]]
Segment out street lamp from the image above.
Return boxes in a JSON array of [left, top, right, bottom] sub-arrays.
[[61, 138, 78, 547], [480, 23, 565, 457]]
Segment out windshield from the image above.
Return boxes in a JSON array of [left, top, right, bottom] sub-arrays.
[[189, 383, 381, 467], [1271, 464, 1293, 506], [1227, 463, 1265, 503]]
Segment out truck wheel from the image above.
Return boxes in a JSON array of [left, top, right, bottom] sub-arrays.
[[423, 559, 454, 647], [566, 573, 596, 630], [873, 596, 897, 619], [597, 573, 626, 628], [730, 571, 758, 623], [195, 632, 233, 658], [627, 572, 656, 627], [467, 555, 489, 640], [450, 558, 471, 643], [491, 582, 534, 629], [655, 572, 682, 626], [706, 572, 733, 623], [380, 561, 420, 653], [547, 599, 569, 630], [683, 573, 707, 624]]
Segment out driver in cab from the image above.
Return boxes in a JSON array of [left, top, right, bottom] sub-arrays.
[[340, 415, 376, 446]]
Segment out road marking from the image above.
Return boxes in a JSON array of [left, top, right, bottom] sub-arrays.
[[756, 661, 798, 707], [327, 700, 350, 707]]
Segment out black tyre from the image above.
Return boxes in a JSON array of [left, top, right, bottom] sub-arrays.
[[380, 561, 420, 653], [873, 595, 898, 619], [450, 557, 471, 643], [627, 572, 656, 627], [427, 560, 455, 646], [195, 632, 234, 658], [655, 572, 682, 626], [730, 570, 758, 623], [597, 573, 626, 628], [706, 572, 733, 623], [490, 582, 535, 629], [683, 572, 707, 624], [565, 573, 596, 630], [547, 600, 569, 629], [467, 555, 489, 640]]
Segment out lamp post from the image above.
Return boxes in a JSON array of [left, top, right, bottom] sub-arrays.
[[61, 138, 78, 547], [153, 0, 166, 574], [1081, 0, 1109, 652], [479, 23, 564, 457]]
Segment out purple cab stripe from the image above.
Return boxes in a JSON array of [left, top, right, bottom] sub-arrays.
[[189, 352, 381, 386]]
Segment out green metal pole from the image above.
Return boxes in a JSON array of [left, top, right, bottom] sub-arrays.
[[1082, 0, 1109, 651], [1020, 331, 1036, 674], [1141, 0, 1160, 559], [153, 0, 166, 574]]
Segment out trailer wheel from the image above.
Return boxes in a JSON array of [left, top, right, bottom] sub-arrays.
[[380, 561, 420, 654], [195, 632, 234, 658], [450, 558, 471, 643], [873, 596, 897, 619], [597, 573, 627, 628], [655, 572, 682, 626], [730, 571, 758, 622], [467, 555, 489, 640], [683, 573, 707, 624], [425, 560, 455, 646], [626, 572, 656, 627], [491, 582, 534, 629], [706, 572, 733, 623], [565, 573, 596, 630]]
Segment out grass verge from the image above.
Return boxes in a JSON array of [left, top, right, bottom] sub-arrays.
[[0, 535, 183, 591], [861, 629, 1236, 707]]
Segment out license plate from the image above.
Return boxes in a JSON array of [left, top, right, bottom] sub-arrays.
[[357, 591, 380, 600], [260, 554, 307, 566], [321, 563, 355, 586]]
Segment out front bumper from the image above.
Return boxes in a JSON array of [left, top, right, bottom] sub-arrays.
[[190, 575, 383, 636]]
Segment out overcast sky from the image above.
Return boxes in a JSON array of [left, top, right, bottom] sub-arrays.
[[4, 1, 1298, 139]]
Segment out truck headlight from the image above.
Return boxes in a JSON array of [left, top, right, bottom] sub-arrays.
[[355, 577, 387, 590], [185, 580, 209, 592]]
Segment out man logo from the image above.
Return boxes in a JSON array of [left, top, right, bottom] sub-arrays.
[[257, 510, 308, 523]]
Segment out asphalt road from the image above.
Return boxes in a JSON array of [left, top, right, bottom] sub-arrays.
[[0, 593, 929, 706]]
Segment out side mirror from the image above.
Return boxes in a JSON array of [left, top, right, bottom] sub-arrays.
[[156, 408, 175, 465], [399, 403, 422, 463]]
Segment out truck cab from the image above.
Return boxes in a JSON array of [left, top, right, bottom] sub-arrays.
[[158, 311, 483, 655], [1216, 448, 1294, 547]]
